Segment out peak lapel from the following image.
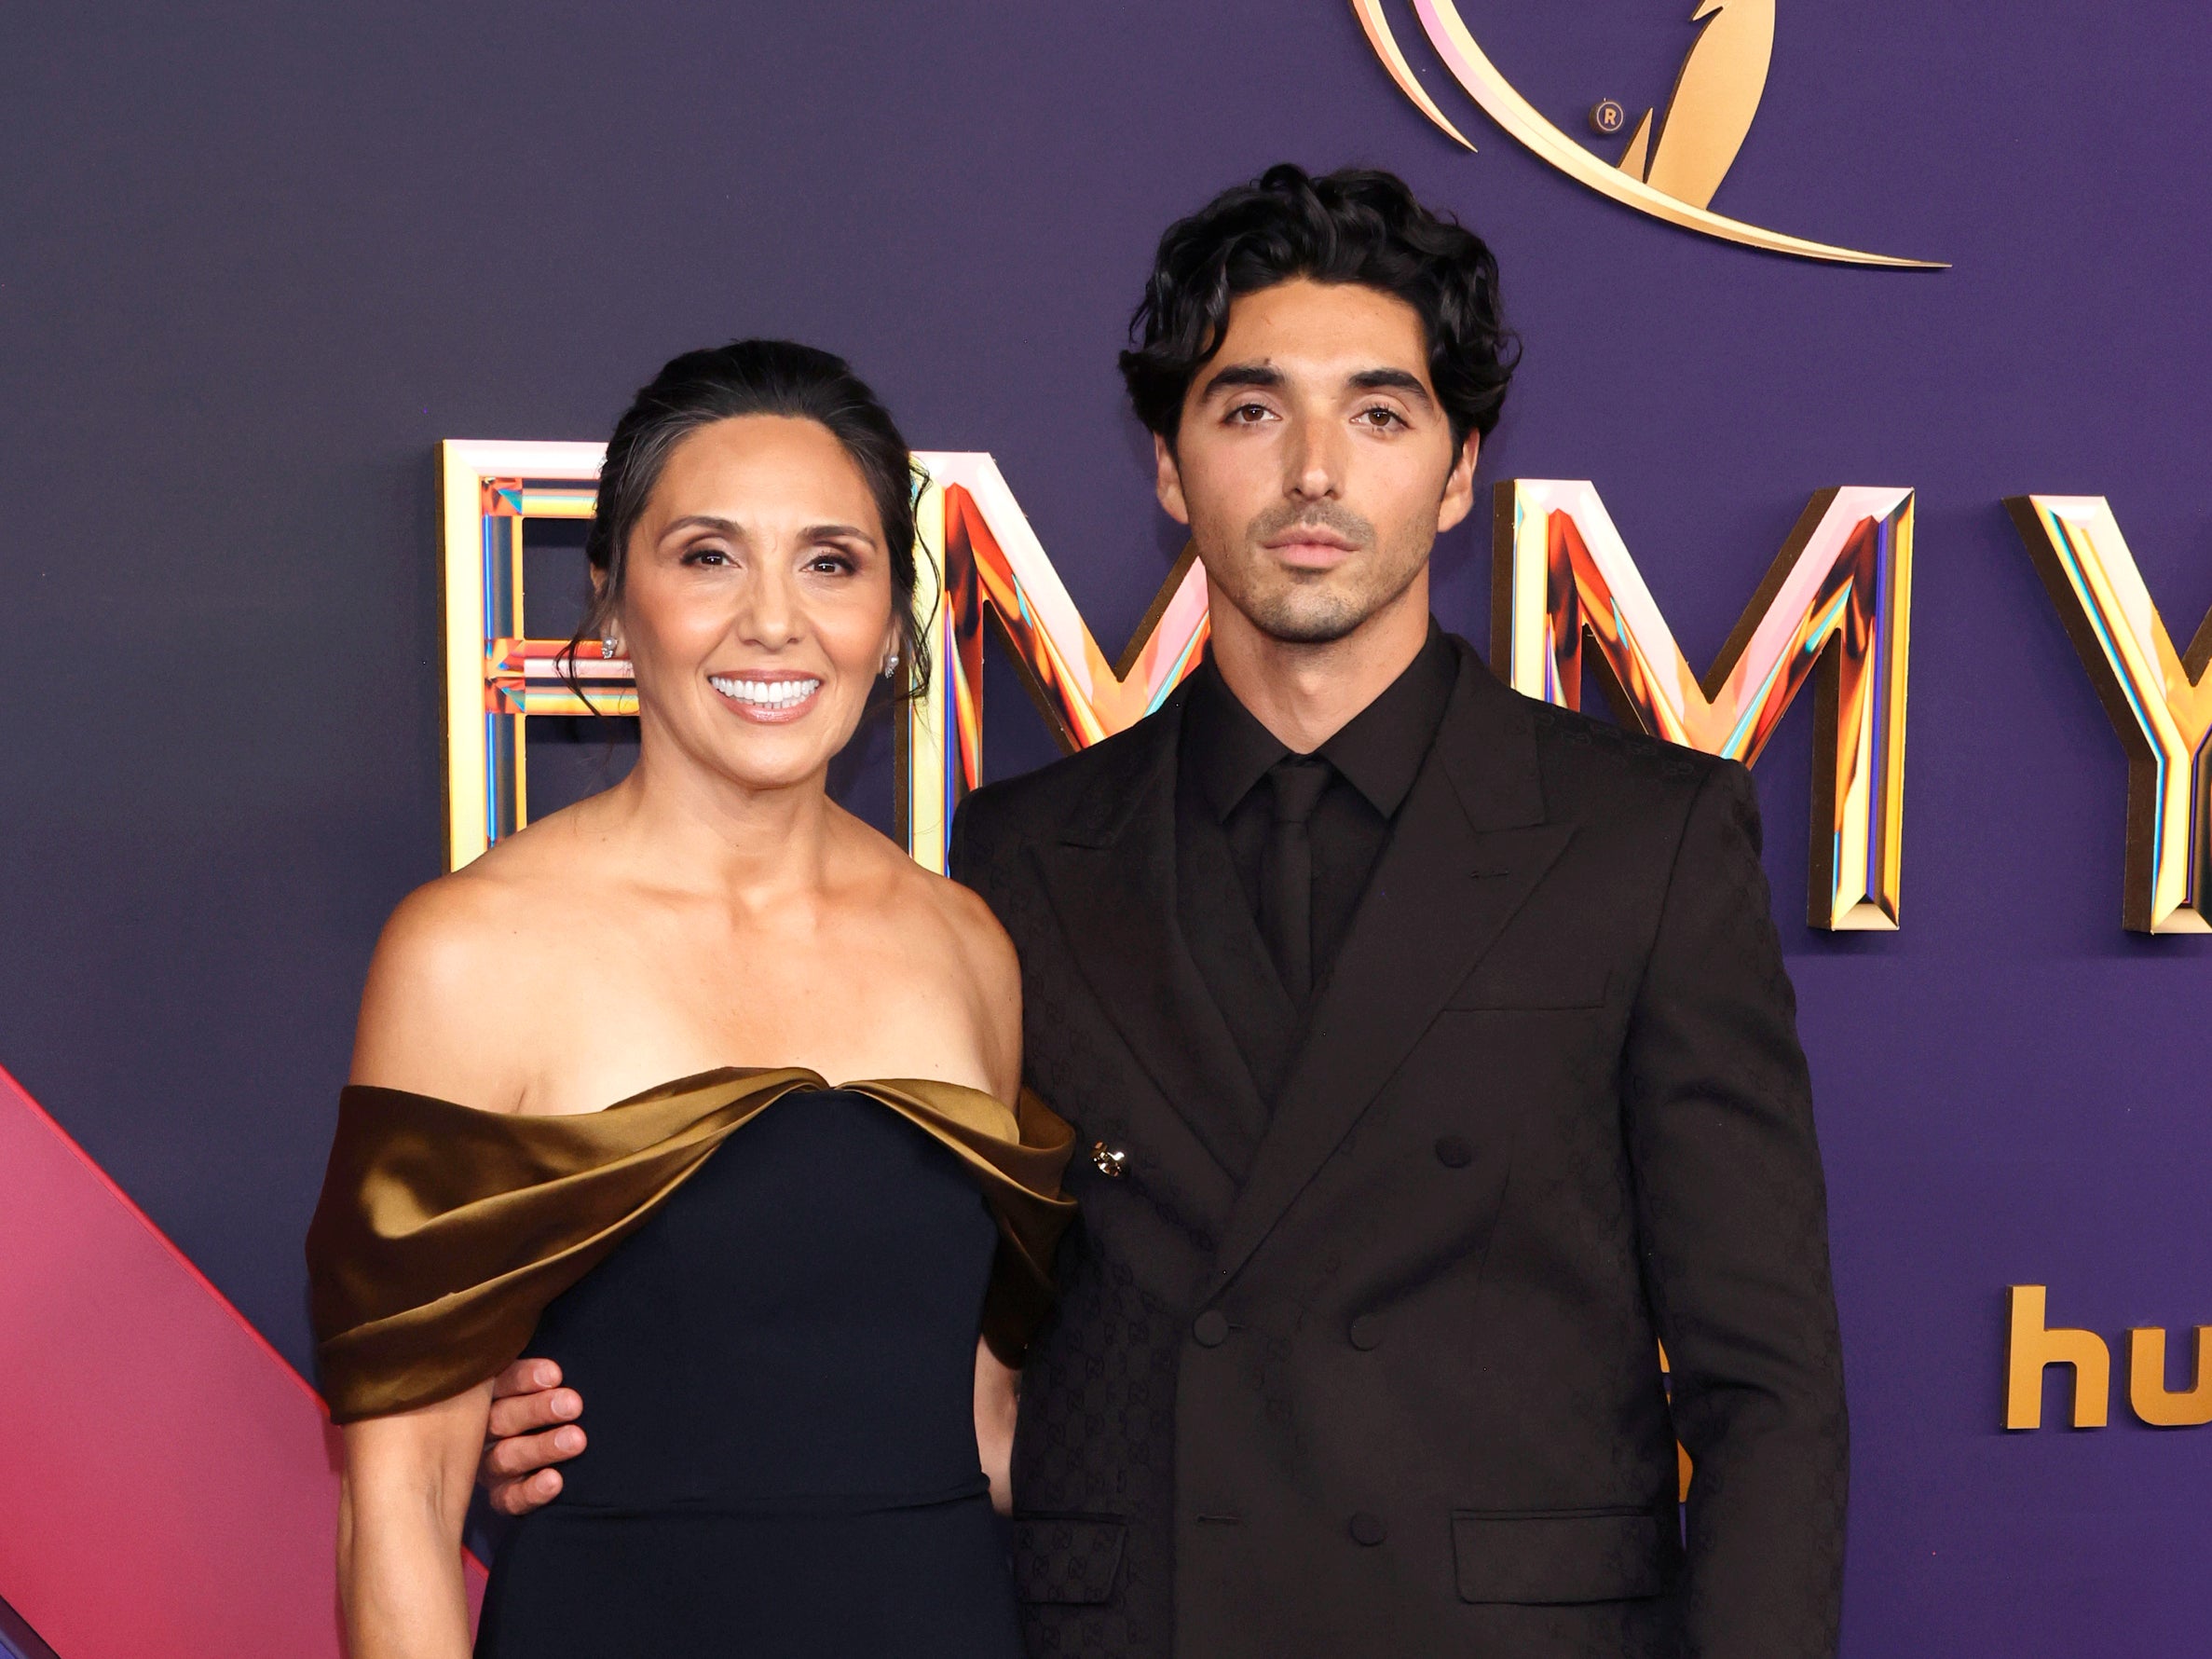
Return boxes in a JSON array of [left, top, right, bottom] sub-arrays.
[[1202, 645, 1573, 1301], [1033, 693, 1273, 1183]]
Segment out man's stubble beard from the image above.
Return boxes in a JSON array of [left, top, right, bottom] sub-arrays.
[[1214, 500, 1432, 647]]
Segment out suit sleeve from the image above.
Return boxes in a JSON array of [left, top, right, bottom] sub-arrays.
[[947, 792, 976, 890], [1623, 760, 1848, 1659]]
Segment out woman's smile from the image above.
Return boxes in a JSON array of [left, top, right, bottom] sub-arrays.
[[707, 670, 826, 722]]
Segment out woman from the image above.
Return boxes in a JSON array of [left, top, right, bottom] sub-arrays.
[[307, 340, 1072, 1657]]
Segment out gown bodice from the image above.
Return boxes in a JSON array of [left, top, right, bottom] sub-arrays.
[[525, 1087, 1001, 1510], [472, 1088, 1028, 1657], [307, 1068, 1074, 1659]]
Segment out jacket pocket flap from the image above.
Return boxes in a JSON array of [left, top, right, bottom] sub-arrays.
[[1013, 1514, 1126, 1605], [1451, 1507, 1675, 1605]]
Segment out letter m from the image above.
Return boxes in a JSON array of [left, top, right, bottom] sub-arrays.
[[899, 454, 1210, 872], [432, 443, 1208, 875], [1493, 481, 1916, 929]]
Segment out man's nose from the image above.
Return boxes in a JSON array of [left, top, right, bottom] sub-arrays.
[[1284, 414, 1345, 500]]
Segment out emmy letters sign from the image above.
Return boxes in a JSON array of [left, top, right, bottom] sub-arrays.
[[440, 443, 2212, 937]]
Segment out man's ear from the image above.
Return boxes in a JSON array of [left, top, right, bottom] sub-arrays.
[[1153, 432, 1192, 527], [1434, 432, 1480, 536]]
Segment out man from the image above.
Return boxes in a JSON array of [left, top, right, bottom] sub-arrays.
[[484, 164, 1848, 1657]]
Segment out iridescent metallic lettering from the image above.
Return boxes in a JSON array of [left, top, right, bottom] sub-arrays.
[[2007, 495, 2212, 934], [437, 443, 1208, 872], [1494, 481, 1916, 929], [901, 455, 1209, 872]]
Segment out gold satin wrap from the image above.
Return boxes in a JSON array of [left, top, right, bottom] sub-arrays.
[[306, 1067, 1076, 1424]]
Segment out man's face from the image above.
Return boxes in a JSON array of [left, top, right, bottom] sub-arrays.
[[1154, 277, 1476, 646]]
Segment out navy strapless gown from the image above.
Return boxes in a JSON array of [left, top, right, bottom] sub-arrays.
[[472, 1088, 1025, 1657]]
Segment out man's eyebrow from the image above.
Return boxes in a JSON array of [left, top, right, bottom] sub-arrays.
[[1349, 368, 1436, 407], [1197, 363, 1284, 402]]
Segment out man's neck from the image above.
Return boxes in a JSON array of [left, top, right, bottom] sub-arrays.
[[1207, 573, 1433, 754]]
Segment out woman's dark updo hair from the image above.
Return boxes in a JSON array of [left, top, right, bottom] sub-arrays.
[[1120, 164, 1518, 454], [568, 338, 929, 700]]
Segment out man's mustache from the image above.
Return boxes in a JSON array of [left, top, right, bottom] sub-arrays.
[[1247, 501, 1375, 549]]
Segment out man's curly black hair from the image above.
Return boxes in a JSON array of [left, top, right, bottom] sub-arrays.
[[1120, 164, 1517, 454]]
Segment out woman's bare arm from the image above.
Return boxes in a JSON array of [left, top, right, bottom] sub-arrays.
[[339, 1384, 493, 1659], [974, 1337, 1020, 1515], [948, 877, 1027, 1515], [339, 873, 538, 1651]]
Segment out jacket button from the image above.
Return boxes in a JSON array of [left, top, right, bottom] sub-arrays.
[[1192, 1309, 1229, 1347], [1434, 1135, 1473, 1168], [1349, 1512, 1387, 1546], [1348, 1314, 1384, 1351]]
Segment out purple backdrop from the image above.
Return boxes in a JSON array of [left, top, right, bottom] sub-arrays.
[[3, 2, 2207, 1650]]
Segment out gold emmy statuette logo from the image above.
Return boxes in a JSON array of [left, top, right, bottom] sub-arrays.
[[1352, 0, 1945, 267]]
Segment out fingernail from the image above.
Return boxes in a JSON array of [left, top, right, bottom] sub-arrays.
[[553, 1392, 578, 1419], [556, 1428, 581, 1452]]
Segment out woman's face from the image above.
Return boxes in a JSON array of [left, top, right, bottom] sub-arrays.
[[616, 414, 899, 797]]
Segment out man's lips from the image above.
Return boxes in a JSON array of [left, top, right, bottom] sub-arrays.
[[1264, 532, 1361, 566]]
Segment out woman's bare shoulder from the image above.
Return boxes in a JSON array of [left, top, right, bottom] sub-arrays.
[[841, 817, 1017, 979], [841, 823, 1023, 1093], [348, 838, 575, 1108]]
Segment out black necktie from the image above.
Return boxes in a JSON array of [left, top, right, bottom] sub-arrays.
[[1261, 757, 1331, 1005]]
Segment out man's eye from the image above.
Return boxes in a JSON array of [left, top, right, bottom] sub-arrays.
[[1226, 403, 1273, 424], [1358, 406, 1405, 429]]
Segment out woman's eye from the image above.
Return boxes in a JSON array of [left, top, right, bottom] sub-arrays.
[[806, 552, 856, 575], [683, 547, 730, 567]]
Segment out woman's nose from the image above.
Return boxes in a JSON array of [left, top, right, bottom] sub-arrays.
[[736, 565, 805, 647]]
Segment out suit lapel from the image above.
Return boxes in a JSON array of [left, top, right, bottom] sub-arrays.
[[1034, 690, 1275, 1182], [1202, 643, 1573, 1302]]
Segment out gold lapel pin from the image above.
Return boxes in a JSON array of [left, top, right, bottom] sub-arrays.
[[1089, 1141, 1128, 1178]]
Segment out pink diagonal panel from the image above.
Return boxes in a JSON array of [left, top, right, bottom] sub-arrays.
[[0, 1063, 485, 1653]]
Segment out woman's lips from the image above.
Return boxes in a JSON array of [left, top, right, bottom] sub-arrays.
[[707, 673, 824, 723]]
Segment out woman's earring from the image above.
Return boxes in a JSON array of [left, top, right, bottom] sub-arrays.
[[602, 635, 621, 661], [881, 651, 899, 680]]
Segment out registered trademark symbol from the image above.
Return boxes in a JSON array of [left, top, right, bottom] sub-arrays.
[[1589, 99, 1626, 136]]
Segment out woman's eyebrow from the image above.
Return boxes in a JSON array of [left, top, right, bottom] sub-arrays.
[[662, 514, 747, 539], [800, 522, 873, 544]]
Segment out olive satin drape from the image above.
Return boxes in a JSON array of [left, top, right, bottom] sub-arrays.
[[306, 1067, 1076, 1423]]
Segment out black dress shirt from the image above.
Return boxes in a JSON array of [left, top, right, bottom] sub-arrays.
[[1174, 624, 1458, 1106]]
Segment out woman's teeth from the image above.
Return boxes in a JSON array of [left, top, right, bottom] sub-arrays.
[[709, 675, 822, 710]]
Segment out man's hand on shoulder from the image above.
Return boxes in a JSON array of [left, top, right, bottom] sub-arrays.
[[478, 1359, 587, 1515]]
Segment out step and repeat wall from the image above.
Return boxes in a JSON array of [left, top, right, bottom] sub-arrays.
[[2, 1, 2206, 1652]]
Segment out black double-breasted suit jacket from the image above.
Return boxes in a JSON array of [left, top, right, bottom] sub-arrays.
[[949, 636, 1847, 1659]]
